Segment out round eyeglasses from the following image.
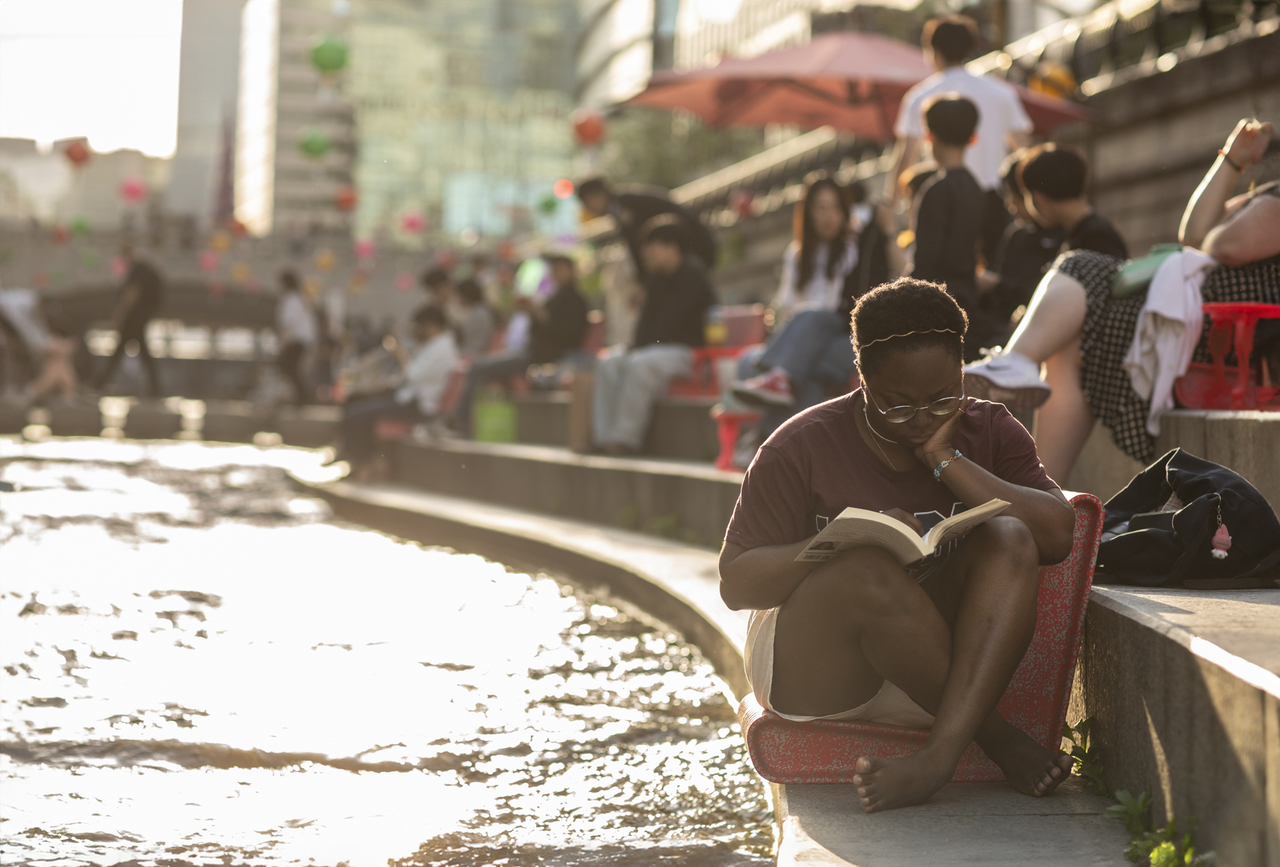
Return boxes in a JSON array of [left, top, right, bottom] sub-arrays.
[[865, 388, 965, 424]]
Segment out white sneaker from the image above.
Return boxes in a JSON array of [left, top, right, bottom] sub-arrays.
[[963, 350, 1051, 411]]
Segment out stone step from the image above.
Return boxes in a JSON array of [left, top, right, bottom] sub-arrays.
[[511, 392, 721, 462]]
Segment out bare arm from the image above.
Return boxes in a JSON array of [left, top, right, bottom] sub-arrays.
[[718, 537, 820, 612], [1201, 194, 1280, 267], [883, 136, 922, 209], [920, 399, 1076, 564], [1179, 119, 1274, 250]]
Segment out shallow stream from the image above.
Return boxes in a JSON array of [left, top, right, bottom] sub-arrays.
[[0, 440, 772, 866]]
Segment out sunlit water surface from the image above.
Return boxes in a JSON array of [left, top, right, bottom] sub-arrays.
[[0, 439, 772, 866]]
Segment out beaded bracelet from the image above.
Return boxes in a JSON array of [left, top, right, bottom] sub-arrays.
[[1218, 149, 1245, 172], [933, 449, 962, 481]]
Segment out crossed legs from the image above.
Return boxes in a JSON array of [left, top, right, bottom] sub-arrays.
[[770, 516, 1072, 811]]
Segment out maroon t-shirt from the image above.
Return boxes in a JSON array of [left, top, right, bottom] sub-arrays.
[[725, 391, 1060, 560]]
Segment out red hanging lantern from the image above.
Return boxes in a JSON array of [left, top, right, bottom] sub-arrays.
[[119, 176, 148, 203], [64, 140, 91, 168], [731, 189, 755, 218], [51, 225, 71, 244], [572, 110, 607, 147], [335, 186, 358, 212], [400, 210, 425, 234]]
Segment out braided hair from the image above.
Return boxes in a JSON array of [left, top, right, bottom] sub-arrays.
[[852, 278, 968, 376]]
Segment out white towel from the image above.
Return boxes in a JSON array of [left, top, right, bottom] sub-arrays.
[[1122, 249, 1217, 436]]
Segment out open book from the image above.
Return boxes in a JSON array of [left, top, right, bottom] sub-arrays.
[[794, 498, 1010, 565]]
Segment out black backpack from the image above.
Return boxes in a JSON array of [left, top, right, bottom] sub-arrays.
[[1096, 448, 1280, 588]]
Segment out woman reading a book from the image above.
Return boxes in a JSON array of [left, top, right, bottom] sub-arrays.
[[718, 277, 1078, 812]]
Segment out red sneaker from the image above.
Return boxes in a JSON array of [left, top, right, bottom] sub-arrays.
[[732, 368, 794, 407]]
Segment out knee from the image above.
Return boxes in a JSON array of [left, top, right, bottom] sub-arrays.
[[972, 516, 1039, 574], [795, 546, 910, 613]]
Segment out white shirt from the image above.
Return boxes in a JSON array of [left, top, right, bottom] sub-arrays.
[[277, 292, 319, 347], [395, 330, 459, 415], [895, 67, 1032, 190], [773, 240, 858, 313]]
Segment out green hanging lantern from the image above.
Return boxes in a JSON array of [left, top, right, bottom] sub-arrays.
[[538, 194, 559, 215], [310, 35, 348, 75], [69, 215, 91, 236], [79, 249, 100, 269], [298, 129, 333, 160]]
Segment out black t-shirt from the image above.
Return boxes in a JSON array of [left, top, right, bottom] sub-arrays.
[[725, 392, 1060, 570], [632, 258, 716, 350], [529, 284, 589, 365], [124, 260, 164, 317], [911, 166, 984, 308], [992, 221, 1067, 311], [1064, 212, 1128, 260]]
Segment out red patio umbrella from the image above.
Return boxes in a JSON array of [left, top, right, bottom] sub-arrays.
[[627, 31, 1090, 142]]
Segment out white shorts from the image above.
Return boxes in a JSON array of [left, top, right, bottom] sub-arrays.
[[744, 606, 936, 729]]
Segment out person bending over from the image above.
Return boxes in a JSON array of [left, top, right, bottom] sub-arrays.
[[592, 215, 716, 455], [719, 278, 1076, 812]]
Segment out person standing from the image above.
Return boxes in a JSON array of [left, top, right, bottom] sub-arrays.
[[886, 15, 1033, 268], [93, 245, 164, 397], [592, 216, 716, 455], [276, 269, 319, 404]]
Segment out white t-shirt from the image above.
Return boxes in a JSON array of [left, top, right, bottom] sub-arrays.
[[773, 239, 858, 313], [395, 330, 459, 415], [895, 67, 1032, 191], [277, 292, 318, 347]]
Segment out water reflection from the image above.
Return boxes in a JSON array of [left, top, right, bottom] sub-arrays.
[[0, 441, 772, 866]]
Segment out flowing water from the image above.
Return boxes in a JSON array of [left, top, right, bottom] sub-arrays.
[[0, 439, 772, 866]]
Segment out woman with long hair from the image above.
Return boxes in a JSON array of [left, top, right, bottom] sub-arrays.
[[732, 176, 872, 442]]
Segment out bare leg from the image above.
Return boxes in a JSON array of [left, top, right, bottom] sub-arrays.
[[772, 518, 1071, 812], [1005, 271, 1089, 365], [1033, 336, 1097, 485]]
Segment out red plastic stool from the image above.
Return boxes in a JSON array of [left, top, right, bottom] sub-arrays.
[[1175, 302, 1280, 410], [738, 493, 1103, 784], [711, 405, 762, 471]]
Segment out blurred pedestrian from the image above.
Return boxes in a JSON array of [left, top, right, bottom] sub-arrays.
[[577, 176, 718, 275], [92, 245, 164, 397], [276, 269, 319, 404], [453, 277, 496, 358]]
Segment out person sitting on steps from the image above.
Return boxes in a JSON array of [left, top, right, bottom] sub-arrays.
[[719, 278, 1077, 812]]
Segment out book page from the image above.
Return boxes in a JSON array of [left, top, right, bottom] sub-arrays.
[[794, 509, 926, 565], [920, 499, 1010, 551]]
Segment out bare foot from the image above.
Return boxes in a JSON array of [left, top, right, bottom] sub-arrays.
[[978, 719, 1073, 797], [851, 752, 954, 813]]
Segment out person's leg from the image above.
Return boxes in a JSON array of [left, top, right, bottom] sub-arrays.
[[758, 311, 844, 381], [1005, 271, 1089, 364], [278, 342, 306, 404], [591, 346, 627, 446], [340, 392, 402, 464], [132, 319, 161, 398], [452, 350, 529, 434], [92, 330, 130, 390], [772, 516, 1070, 812], [606, 345, 693, 450], [1033, 335, 1096, 485]]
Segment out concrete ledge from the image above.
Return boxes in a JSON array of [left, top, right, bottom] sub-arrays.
[[511, 392, 720, 460], [1069, 587, 1280, 865], [391, 438, 742, 547], [273, 405, 341, 448], [299, 477, 1129, 867]]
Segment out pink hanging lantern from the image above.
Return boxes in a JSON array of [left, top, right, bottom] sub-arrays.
[[354, 238, 376, 260], [109, 256, 128, 278], [394, 271, 414, 292], [199, 250, 219, 272], [119, 176, 148, 203], [400, 210, 425, 234]]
